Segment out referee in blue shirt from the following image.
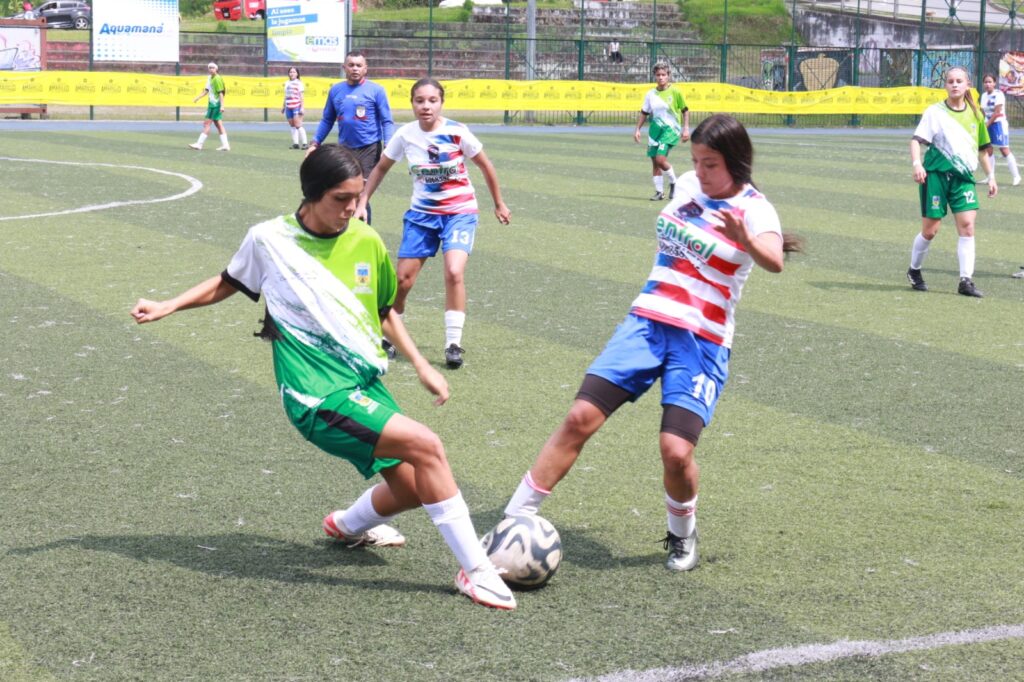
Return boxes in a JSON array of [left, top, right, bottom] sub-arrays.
[[308, 50, 396, 226]]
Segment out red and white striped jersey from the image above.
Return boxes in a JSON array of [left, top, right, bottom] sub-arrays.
[[630, 171, 781, 348], [382, 118, 483, 215]]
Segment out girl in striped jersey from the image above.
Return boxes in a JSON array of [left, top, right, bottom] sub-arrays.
[[357, 78, 511, 370], [980, 73, 1020, 186], [282, 67, 308, 150], [504, 114, 801, 572]]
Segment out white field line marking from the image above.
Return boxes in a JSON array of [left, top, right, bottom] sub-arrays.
[[0, 157, 203, 222], [573, 624, 1024, 681]]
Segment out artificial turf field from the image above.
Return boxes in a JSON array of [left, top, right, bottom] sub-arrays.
[[1, 123, 1023, 681]]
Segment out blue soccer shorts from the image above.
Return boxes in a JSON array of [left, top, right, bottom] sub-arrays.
[[988, 120, 1009, 148], [585, 313, 730, 426], [398, 210, 477, 258]]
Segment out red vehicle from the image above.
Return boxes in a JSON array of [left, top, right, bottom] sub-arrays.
[[213, 0, 265, 21]]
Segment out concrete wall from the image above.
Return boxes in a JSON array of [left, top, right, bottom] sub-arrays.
[[794, 6, 1020, 52]]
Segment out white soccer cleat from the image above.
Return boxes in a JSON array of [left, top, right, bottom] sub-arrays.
[[663, 529, 699, 571], [187, 143, 202, 150], [1013, 176, 1021, 187], [216, 145, 231, 152], [455, 563, 517, 610], [322, 511, 406, 548]]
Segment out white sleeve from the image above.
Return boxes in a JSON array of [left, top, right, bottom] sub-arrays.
[[641, 90, 654, 114], [743, 198, 782, 239], [912, 107, 936, 143], [223, 229, 265, 301], [382, 126, 407, 161], [460, 126, 484, 158]]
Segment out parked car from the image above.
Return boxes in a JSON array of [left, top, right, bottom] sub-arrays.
[[213, 0, 265, 21], [9, 1, 91, 29]]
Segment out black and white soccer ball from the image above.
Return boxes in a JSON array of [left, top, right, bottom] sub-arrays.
[[480, 514, 562, 589]]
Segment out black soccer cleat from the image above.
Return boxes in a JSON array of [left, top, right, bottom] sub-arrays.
[[382, 339, 397, 360], [957, 277, 983, 298], [649, 191, 665, 201], [906, 268, 928, 292], [444, 344, 464, 369]]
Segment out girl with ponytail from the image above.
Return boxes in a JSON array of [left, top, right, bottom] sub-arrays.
[[907, 65, 995, 297], [503, 114, 799, 573]]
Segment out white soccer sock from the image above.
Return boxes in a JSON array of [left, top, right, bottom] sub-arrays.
[[665, 166, 677, 184], [298, 127, 308, 145], [1006, 152, 1020, 180], [338, 485, 394, 535], [666, 493, 697, 538], [503, 471, 551, 517], [654, 175, 664, 192], [195, 132, 208, 147], [444, 310, 465, 347], [290, 127, 299, 144], [910, 233, 931, 270], [423, 491, 489, 572], [219, 133, 230, 148], [957, 236, 975, 279]]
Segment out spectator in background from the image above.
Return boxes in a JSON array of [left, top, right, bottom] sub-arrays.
[[609, 40, 623, 64], [307, 50, 395, 226]]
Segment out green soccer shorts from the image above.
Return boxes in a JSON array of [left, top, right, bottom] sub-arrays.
[[281, 380, 402, 479], [646, 139, 676, 158], [205, 102, 223, 121], [920, 170, 980, 218]]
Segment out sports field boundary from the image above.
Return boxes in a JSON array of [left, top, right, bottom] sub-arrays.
[[574, 624, 1024, 681], [0, 157, 203, 222]]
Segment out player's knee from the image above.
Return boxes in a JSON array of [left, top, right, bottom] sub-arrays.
[[661, 443, 695, 475], [406, 428, 448, 471], [397, 271, 417, 294], [443, 266, 464, 287], [561, 403, 603, 442]]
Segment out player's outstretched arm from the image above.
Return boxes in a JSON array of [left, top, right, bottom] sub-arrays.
[[381, 309, 449, 406], [470, 151, 511, 224], [131, 275, 238, 324]]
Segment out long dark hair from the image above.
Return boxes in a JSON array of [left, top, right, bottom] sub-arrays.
[[299, 143, 363, 204], [692, 114, 803, 253], [691, 113, 753, 188]]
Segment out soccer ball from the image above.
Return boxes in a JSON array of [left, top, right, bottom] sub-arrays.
[[480, 514, 562, 589]]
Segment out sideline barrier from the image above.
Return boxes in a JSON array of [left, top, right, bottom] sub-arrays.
[[0, 72, 949, 114]]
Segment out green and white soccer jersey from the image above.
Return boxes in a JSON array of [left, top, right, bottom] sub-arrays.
[[208, 74, 225, 105], [913, 101, 990, 182], [642, 86, 687, 147], [223, 214, 397, 401]]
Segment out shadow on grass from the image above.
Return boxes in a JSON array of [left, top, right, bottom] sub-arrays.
[[7, 533, 446, 595]]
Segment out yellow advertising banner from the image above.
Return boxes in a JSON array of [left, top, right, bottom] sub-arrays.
[[0, 71, 948, 114]]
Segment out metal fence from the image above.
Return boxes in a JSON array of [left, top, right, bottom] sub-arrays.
[[344, 0, 1024, 127], [31, 0, 1024, 127]]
